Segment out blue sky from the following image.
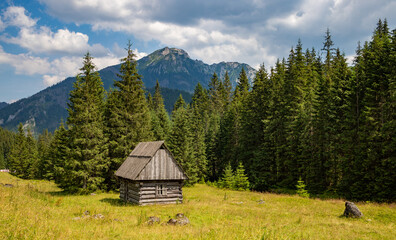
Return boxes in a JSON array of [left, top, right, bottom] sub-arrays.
[[0, 0, 395, 103]]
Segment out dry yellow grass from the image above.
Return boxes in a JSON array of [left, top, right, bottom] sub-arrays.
[[0, 173, 395, 239]]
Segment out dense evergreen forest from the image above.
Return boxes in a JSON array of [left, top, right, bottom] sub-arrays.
[[1, 20, 394, 202]]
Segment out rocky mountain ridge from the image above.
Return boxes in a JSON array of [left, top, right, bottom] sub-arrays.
[[0, 102, 8, 110], [0, 47, 256, 133]]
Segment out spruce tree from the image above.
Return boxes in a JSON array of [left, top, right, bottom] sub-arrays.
[[190, 83, 210, 180], [104, 42, 152, 190], [208, 72, 224, 114], [234, 162, 250, 190], [338, 42, 365, 198], [45, 122, 69, 182], [66, 52, 108, 192], [26, 129, 39, 179], [215, 68, 250, 179], [296, 177, 310, 198], [240, 64, 271, 189], [0, 127, 15, 169], [235, 67, 250, 95], [309, 31, 338, 192], [7, 125, 37, 179], [329, 48, 352, 190], [206, 73, 225, 181], [206, 111, 220, 180], [271, 59, 288, 186], [218, 163, 235, 189], [351, 20, 395, 201], [36, 129, 52, 179], [301, 48, 320, 192], [150, 80, 171, 141], [173, 94, 186, 111], [221, 71, 233, 108], [8, 124, 27, 178], [168, 99, 197, 184]]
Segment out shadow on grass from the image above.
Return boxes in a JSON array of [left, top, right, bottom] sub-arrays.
[[100, 197, 136, 206]]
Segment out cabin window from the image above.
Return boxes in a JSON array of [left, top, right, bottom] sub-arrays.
[[156, 184, 167, 197]]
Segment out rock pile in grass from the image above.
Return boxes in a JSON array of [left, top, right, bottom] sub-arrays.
[[343, 201, 363, 218], [147, 216, 160, 225], [167, 213, 190, 225]]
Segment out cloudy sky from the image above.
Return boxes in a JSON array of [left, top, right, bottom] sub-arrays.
[[0, 0, 395, 103]]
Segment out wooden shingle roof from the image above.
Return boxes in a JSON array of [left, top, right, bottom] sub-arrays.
[[129, 141, 165, 157], [115, 141, 188, 181]]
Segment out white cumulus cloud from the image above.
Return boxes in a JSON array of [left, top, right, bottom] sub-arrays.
[[1, 6, 108, 56], [38, 0, 396, 68], [0, 5, 124, 87], [0, 45, 122, 87], [2, 6, 37, 29], [4, 26, 107, 55], [0, 46, 50, 75]]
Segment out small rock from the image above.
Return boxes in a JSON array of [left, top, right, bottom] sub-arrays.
[[90, 193, 96, 196], [177, 216, 190, 225], [235, 201, 244, 205], [4, 184, 14, 188], [257, 200, 265, 204], [84, 210, 90, 216], [72, 217, 81, 221], [113, 218, 123, 222], [167, 213, 190, 225], [147, 216, 160, 225], [93, 214, 104, 219], [343, 201, 363, 218], [167, 218, 178, 225]]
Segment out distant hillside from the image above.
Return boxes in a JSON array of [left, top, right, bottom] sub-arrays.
[[0, 47, 255, 134], [0, 82, 191, 133], [136, 47, 256, 91], [0, 102, 8, 110]]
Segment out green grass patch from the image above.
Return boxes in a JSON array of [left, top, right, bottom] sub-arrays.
[[0, 173, 395, 239]]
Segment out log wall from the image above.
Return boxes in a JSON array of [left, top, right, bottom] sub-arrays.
[[119, 179, 183, 205]]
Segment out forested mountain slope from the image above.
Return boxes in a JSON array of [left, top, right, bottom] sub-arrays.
[[0, 47, 254, 133]]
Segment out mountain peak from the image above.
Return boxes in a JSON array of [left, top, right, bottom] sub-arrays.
[[159, 47, 189, 58], [0, 47, 256, 133]]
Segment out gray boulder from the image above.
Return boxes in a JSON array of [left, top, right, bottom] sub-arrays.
[[343, 201, 363, 218]]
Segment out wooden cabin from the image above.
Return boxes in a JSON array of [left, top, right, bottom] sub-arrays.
[[115, 141, 188, 205]]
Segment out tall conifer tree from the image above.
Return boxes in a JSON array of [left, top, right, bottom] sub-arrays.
[[45, 122, 69, 183], [190, 83, 209, 180], [8, 124, 27, 178], [168, 96, 198, 184], [66, 52, 107, 191], [105, 42, 152, 190], [150, 80, 171, 141]]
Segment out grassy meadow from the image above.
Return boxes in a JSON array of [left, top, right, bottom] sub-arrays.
[[0, 173, 395, 240]]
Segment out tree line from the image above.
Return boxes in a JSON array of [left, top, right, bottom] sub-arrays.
[[2, 20, 395, 201]]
